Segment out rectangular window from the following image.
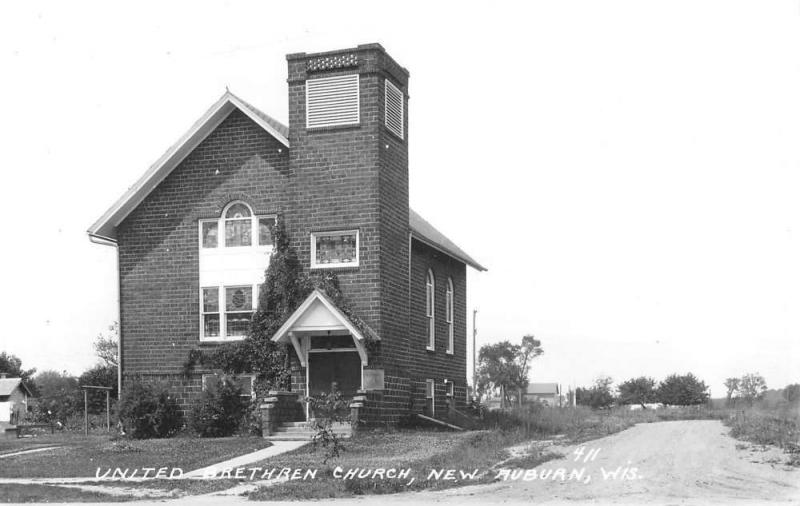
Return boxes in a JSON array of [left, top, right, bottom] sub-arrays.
[[306, 74, 360, 129], [446, 286, 454, 354], [385, 79, 404, 139], [200, 285, 256, 340], [446, 381, 454, 397], [225, 286, 254, 337], [425, 379, 435, 416], [426, 272, 435, 351], [202, 287, 220, 338], [225, 219, 251, 247], [201, 222, 218, 248], [311, 230, 359, 269], [258, 217, 276, 246]]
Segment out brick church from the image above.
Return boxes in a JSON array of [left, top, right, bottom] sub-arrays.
[[88, 43, 485, 425]]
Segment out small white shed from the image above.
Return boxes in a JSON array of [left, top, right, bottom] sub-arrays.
[[0, 375, 33, 424]]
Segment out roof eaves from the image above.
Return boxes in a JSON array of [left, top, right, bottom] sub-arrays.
[[87, 91, 289, 242]]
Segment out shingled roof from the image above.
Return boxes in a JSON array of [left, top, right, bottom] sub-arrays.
[[0, 377, 33, 397], [409, 209, 486, 271]]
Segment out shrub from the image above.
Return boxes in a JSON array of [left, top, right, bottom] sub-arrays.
[[30, 370, 81, 423], [118, 379, 182, 439], [189, 376, 246, 437], [306, 388, 350, 463]]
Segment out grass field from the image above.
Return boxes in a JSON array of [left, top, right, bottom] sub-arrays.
[[248, 430, 556, 500], [0, 433, 271, 478], [0, 483, 131, 503]]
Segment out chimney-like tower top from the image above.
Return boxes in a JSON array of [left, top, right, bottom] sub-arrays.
[[286, 43, 409, 87]]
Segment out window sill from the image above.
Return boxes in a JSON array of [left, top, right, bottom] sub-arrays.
[[311, 263, 359, 270], [198, 338, 246, 346], [445, 350, 454, 355], [426, 346, 435, 352]]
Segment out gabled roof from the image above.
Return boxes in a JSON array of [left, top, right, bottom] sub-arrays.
[[0, 377, 33, 397], [87, 91, 289, 242], [86, 92, 486, 272], [410, 209, 487, 271], [525, 383, 560, 395], [272, 289, 378, 344]]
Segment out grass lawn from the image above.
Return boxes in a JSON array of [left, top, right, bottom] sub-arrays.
[[0, 433, 271, 478], [0, 483, 131, 503], [247, 429, 558, 501]]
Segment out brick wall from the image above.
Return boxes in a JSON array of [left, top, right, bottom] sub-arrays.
[[408, 240, 469, 412], [285, 44, 411, 377], [117, 110, 290, 382], [115, 45, 471, 420]]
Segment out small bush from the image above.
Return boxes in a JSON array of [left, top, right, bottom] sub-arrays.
[[189, 376, 246, 437], [306, 388, 350, 463], [118, 379, 182, 439]]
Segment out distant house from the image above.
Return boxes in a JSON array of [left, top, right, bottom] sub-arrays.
[[524, 383, 561, 406], [0, 375, 33, 425]]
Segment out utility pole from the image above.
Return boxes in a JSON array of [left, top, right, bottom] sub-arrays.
[[472, 309, 477, 398]]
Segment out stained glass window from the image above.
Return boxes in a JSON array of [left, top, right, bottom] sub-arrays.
[[312, 231, 358, 267], [259, 217, 276, 246], [202, 222, 218, 248], [202, 287, 220, 338], [225, 203, 251, 219], [225, 286, 253, 337]]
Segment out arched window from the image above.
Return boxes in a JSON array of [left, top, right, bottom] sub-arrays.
[[225, 203, 252, 247], [426, 269, 435, 350], [198, 201, 276, 341], [200, 201, 276, 249], [446, 278, 454, 354]]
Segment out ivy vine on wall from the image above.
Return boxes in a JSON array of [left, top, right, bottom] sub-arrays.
[[183, 218, 377, 395]]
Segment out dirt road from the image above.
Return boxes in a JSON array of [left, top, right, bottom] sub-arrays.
[[38, 420, 798, 506], [414, 419, 799, 505]]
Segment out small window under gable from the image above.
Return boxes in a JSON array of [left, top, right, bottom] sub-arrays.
[[384, 79, 404, 139], [306, 74, 360, 129]]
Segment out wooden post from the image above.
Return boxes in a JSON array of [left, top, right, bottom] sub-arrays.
[[106, 390, 110, 431], [83, 389, 88, 436]]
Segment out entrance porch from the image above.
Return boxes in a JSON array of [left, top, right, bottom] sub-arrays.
[[270, 289, 374, 420]]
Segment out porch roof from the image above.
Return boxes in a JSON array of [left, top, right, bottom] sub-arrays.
[[271, 289, 377, 344]]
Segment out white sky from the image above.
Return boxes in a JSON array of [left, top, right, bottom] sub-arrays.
[[1, 1, 798, 397]]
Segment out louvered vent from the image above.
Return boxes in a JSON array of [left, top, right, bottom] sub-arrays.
[[384, 79, 404, 139], [306, 74, 360, 129]]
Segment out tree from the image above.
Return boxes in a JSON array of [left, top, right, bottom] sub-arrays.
[[0, 352, 38, 396], [783, 384, 800, 405], [723, 377, 740, 407], [33, 370, 80, 422], [510, 335, 543, 405], [738, 373, 767, 406], [576, 376, 615, 409], [656, 373, 709, 406], [617, 376, 657, 408], [476, 341, 518, 407], [78, 364, 118, 413], [93, 322, 119, 368], [476, 335, 544, 408]]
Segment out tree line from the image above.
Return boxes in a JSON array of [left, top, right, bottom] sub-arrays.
[[0, 323, 119, 424], [576, 374, 710, 409]]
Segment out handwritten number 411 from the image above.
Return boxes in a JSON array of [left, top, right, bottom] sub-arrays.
[[572, 446, 601, 463]]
